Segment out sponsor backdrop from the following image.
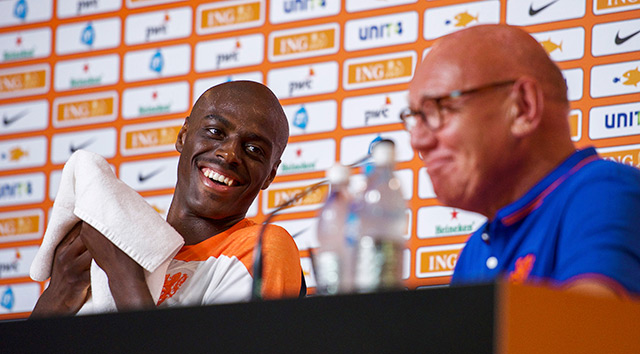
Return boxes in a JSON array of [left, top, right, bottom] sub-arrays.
[[0, 0, 639, 319]]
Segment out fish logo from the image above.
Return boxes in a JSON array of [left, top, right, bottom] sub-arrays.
[[293, 105, 309, 130], [1, 287, 14, 310], [613, 67, 640, 86], [149, 49, 164, 73], [540, 38, 562, 54], [9, 147, 28, 161], [14, 0, 27, 20], [81, 22, 95, 46], [447, 11, 478, 28]]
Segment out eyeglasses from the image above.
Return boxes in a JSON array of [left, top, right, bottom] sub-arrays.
[[399, 79, 517, 132]]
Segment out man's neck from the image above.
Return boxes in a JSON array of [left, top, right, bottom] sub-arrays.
[[166, 208, 246, 245]]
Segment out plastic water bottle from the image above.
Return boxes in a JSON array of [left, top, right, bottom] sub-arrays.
[[314, 163, 351, 295], [355, 140, 407, 292]]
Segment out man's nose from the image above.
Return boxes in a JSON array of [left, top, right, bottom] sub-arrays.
[[410, 121, 437, 154], [216, 139, 241, 165]]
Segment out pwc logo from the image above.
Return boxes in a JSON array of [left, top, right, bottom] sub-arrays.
[[53, 91, 117, 128], [0, 136, 46, 171], [416, 206, 486, 239], [57, 0, 122, 19], [342, 90, 405, 129], [278, 139, 335, 176], [592, 18, 640, 57], [0, 246, 38, 280], [269, 23, 339, 62], [589, 102, 640, 140], [531, 27, 585, 62], [123, 45, 190, 82], [0, 64, 49, 99], [0, 173, 45, 207], [122, 81, 189, 120], [270, 0, 339, 24], [56, 18, 121, 55], [125, 7, 192, 45], [263, 179, 329, 215], [283, 100, 337, 136], [598, 144, 640, 169], [195, 34, 264, 72], [197, 0, 264, 35], [1, 27, 51, 63], [416, 244, 465, 278], [506, 0, 585, 26], [121, 119, 183, 156], [591, 60, 640, 98], [54, 54, 119, 91], [0, 209, 43, 244], [593, 0, 640, 14], [0, 0, 51, 28], [267, 62, 338, 99], [344, 11, 418, 52], [343, 51, 416, 90], [424, 1, 500, 40]]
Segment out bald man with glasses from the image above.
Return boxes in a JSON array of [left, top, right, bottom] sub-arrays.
[[404, 24, 640, 298]]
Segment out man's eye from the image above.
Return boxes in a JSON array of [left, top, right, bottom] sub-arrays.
[[207, 128, 223, 137], [246, 144, 265, 157]]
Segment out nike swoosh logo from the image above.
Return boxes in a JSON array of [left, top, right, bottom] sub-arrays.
[[69, 139, 95, 154], [138, 167, 164, 183], [529, 0, 560, 16], [615, 29, 640, 45], [2, 110, 28, 126]]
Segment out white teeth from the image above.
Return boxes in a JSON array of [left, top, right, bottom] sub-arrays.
[[203, 168, 235, 186]]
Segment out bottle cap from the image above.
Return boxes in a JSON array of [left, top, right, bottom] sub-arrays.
[[371, 139, 395, 166], [326, 163, 350, 184]]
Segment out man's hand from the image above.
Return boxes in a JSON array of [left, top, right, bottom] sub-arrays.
[[78, 222, 155, 311], [30, 222, 92, 318]]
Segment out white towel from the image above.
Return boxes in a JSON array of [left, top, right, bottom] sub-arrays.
[[30, 150, 184, 314]]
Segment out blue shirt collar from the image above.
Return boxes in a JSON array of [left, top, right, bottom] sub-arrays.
[[495, 147, 600, 227]]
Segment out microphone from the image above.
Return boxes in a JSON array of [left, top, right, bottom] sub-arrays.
[[250, 142, 392, 301]]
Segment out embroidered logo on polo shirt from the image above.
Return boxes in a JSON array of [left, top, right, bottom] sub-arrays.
[[509, 254, 536, 283], [158, 272, 188, 305]]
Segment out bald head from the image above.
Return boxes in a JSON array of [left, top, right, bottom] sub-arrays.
[[191, 81, 289, 159], [412, 24, 568, 107]]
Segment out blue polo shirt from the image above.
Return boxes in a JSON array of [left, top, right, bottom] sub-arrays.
[[451, 148, 640, 295]]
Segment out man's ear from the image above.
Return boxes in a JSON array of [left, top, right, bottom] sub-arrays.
[[510, 78, 543, 138], [262, 160, 281, 190], [175, 118, 189, 153]]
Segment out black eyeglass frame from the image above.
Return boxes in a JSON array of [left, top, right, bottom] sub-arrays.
[[399, 79, 518, 132]]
